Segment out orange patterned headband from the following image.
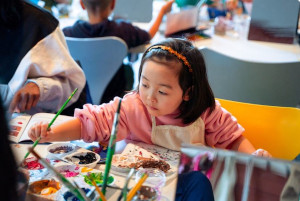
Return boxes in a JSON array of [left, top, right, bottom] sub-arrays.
[[147, 45, 193, 73]]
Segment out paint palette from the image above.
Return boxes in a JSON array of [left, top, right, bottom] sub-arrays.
[[63, 151, 101, 168], [78, 172, 114, 186], [47, 142, 76, 160], [135, 185, 158, 201], [110, 142, 179, 178], [22, 157, 47, 170], [27, 162, 116, 200], [61, 187, 96, 201], [27, 179, 61, 200], [55, 164, 81, 178]]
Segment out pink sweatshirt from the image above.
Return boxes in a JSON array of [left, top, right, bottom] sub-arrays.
[[74, 92, 244, 149]]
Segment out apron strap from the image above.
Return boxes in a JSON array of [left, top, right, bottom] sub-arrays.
[[151, 116, 156, 127]]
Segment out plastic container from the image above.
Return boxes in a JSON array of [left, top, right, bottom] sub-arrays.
[[63, 151, 100, 168], [135, 168, 166, 190], [133, 186, 158, 201], [55, 164, 80, 178], [47, 142, 76, 159]]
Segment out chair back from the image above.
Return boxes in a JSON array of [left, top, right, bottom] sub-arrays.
[[217, 98, 300, 160], [201, 48, 300, 107], [66, 36, 128, 104]]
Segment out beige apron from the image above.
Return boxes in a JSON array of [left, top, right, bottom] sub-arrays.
[[151, 116, 206, 151]]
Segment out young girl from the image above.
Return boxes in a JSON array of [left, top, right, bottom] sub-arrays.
[[28, 38, 271, 157]]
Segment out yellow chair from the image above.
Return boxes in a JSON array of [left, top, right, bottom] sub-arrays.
[[217, 98, 300, 160]]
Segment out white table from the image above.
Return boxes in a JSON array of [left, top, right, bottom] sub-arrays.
[[129, 24, 300, 64], [194, 29, 300, 63]]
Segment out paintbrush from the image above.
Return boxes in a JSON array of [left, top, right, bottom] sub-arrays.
[[88, 175, 107, 201], [127, 173, 149, 201], [117, 168, 135, 201], [197, 0, 207, 8], [101, 99, 122, 196], [23, 88, 78, 160], [28, 147, 90, 201]]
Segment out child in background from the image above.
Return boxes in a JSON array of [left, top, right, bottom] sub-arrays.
[[63, 0, 173, 47], [28, 38, 271, 157], [63, 0, 174, 103]]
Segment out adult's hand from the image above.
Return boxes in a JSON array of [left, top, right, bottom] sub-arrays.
[[9, 82, 40, 113]]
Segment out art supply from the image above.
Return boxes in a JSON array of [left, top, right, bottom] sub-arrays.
[[101, 99, 122, 196], [23, 88, 78, 160], [89, 176, 107, 201], [83, 172, 114, 186], [117, 168, 135, 201], [47, 143, 75, 154], [55, 164, 80, 178], [196, 0, 207, 8], [28, 179, 60, 194], [65, 151, 100, 168], [47, 142, 76, 162], [135, 169, 166, 191], [127, 173, 149, 201], [135, 186, 158, 201], [28, 147, 89, 201], [64, 188, 95, 201], [72, 152, 97, 164]]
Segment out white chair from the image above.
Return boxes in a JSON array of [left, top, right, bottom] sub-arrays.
[[65, 36, 128, 105], [200, 48, 300, 107]]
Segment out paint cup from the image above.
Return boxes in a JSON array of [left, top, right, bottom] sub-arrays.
[[47, 142, 76, 160], [55, 164, 80, 178], [27, 179, 61, 200], [63, 151, 100, 168], [62, 187, 96, 201], [135, 168, 166, 199], [133, 185, 158, 201]]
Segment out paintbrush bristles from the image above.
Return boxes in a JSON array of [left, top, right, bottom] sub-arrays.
[[29, 147, 40, 159], [89, 178, 107, 201]]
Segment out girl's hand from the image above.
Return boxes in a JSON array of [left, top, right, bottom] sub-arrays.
[[28, 122, 51, 143], [252, 149, 272, 158]]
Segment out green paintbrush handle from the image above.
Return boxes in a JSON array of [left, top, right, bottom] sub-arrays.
[[23, 88, 78, 160], [102, 99, 122, 196]]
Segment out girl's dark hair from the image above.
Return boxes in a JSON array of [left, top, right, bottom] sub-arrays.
[[138, 38, 215, 124], [0, 98, 18, 201], [0, 0, 22, 28]]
